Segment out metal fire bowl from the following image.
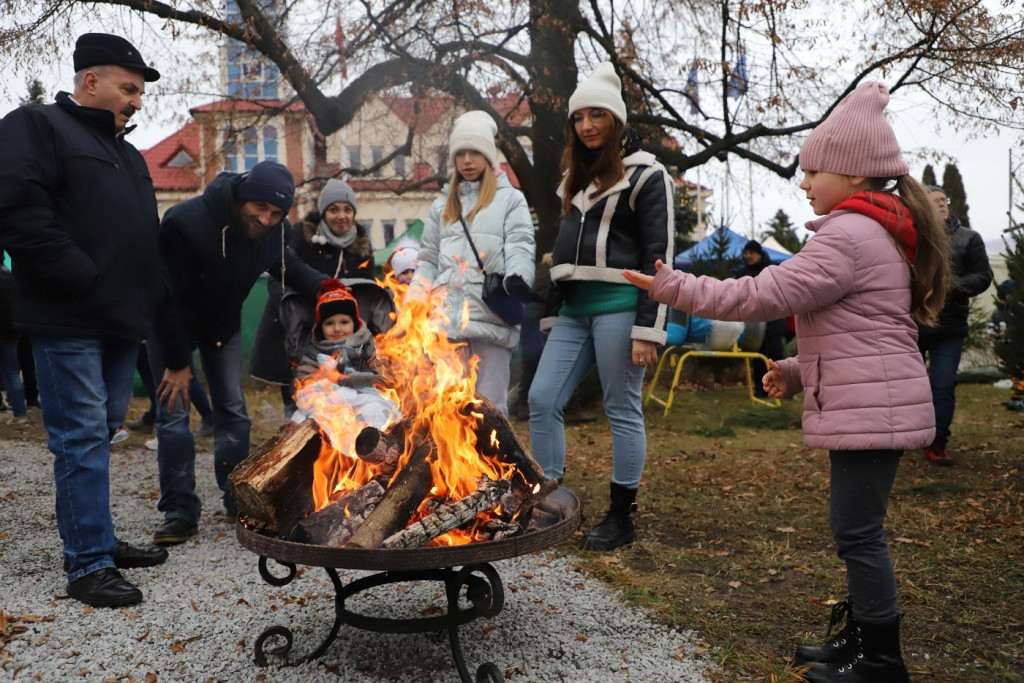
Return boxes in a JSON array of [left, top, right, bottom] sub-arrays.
[[235, 486, 580, 571]]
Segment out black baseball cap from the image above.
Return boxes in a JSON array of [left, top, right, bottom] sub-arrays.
[[73, 33, 160, 82]]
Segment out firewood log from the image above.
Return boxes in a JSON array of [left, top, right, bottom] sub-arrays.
[[381, 478, 511, 549], [345, 438, 435, 549], [353, 425, 404, 468], [228, 419, 321, 533], [295, 479, 386, 546]]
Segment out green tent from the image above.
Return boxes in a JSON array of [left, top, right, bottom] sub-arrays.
[[374, 219, 424, 268]]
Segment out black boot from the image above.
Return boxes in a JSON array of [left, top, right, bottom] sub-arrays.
[[794, 600, 858, 664], [580, 483, 637, 551], [801, 617, 909, 682]]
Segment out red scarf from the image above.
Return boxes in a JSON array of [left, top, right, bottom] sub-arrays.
[[833, 191, 918, 264]]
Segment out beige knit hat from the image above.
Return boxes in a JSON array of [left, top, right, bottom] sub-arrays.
[[449, 111, 498, 167], [799, 82, 909, 178], [568, 62, 628, 124]]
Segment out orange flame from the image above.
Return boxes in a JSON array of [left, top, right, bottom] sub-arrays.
[[295, 272, 518, 545]]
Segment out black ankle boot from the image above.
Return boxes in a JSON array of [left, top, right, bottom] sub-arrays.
[[801, 616, 909, 682], [794, 600, 858, 664], [580, 483, 637, 551]]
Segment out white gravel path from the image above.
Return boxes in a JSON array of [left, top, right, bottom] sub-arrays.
[[0, 438, 712, 682]]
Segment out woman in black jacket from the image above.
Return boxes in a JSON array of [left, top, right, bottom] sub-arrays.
[[250, 179, 374, 414], [528, 62, 673, 550]]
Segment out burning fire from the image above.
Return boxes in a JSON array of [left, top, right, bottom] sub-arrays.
[[295, 273, 520, 545]]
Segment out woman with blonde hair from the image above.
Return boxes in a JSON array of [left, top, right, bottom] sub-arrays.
[[409, 111, 535, 414]]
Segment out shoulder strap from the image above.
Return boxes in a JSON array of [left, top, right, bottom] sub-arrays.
[[458, 216, 488, 273]]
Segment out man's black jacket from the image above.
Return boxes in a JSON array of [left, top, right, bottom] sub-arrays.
[[919, 217, 993, 340]]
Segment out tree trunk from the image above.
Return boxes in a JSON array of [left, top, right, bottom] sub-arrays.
[[228, 419, 321, 534]]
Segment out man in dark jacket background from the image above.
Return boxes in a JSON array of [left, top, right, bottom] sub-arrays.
[[738, 240, 786, 398], [919, 186, 993, 466], [0, 33, 168, 607], [148, 161, 325, 545]]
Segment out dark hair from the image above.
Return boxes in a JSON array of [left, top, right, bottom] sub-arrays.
[[559, 116, 627, 215]]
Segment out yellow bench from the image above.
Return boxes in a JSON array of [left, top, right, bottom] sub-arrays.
[[644, 343, 781, 416]]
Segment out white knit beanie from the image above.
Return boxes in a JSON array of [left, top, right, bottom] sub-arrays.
[[568, 62, 628, 124], [448, 111, 498, 167]]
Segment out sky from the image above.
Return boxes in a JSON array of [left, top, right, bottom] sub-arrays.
[[2, 11, 1022, 252]]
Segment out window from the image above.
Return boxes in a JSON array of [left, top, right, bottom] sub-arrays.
[[223, 125, 279, 173], [348, 146, 361, 170], [167, 149, 194, 168], [394, 153, 406, 178], [371, 146, 384, 177], [382, 220, 396, 245], [243, 128, 259, 171]]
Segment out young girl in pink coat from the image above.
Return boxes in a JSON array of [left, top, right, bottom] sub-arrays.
[[625, 82, 949, 682]]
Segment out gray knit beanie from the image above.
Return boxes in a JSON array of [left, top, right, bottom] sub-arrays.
[[318, 178, 357, 215]]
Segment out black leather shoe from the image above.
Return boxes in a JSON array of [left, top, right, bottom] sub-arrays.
[[153, 518, 199, 546], [66, 568, 142, 607], [62, 541, 168, 572]]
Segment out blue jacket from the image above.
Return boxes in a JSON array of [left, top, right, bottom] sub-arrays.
[[155, 172, 325, 370], [0, 92, 162, 340]]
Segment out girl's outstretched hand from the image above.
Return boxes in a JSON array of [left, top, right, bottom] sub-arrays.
[[622, 259, 666, 291], [763, 359, 788, 398]]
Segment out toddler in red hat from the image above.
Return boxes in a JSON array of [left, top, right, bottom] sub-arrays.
[[294, 279, 376, 381]]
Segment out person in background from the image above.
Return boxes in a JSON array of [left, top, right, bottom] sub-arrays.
[[529, 62, 673, 551], [410, 110, 535, 414], [990, 279, 1022, 411], [385, 246, 419, 286], [0, 33, 169, 607], [250, 178, 374, 417], [127, 344, 213, 437], [917, 185, 993, 466], [738, 240, 787, 397], [294, 279, 376, 380], [149, 161, 325, 546], [0, 256, 26, 421], [625, 82, 949, 682]]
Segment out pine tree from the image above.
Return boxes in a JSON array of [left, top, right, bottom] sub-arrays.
[[942, 163, 971, 227], [674, 185, 700, 256], [921, 164, 937, 188], [689, 226, 738, 279], [761, 209, 805, 254], [20, 78, 46, 105], [995, 227, 1024, 380]]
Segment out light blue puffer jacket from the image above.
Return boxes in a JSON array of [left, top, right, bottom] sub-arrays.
[[412, 174, 536, 349]]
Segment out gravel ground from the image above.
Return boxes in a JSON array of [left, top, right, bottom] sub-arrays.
[[0, 437, 712, 682]]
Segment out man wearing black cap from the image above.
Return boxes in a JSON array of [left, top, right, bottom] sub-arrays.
[[147, 160, 326, 545], [0, 33, 167, 608]]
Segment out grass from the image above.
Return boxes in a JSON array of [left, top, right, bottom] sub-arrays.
[[3, 379, 1021, 681]]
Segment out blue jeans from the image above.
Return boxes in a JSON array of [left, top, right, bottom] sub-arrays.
[[919, 334, 963, 446], [0, 336, 26, 416], [32, 335, 137, 580], [148, 332, 250, 522], [528, 312, 647, 488]]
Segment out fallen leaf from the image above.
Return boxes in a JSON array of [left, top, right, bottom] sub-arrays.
[[576, 633, 589, 642], [775, 526, 797, 533], [728, 581, 742, 589]]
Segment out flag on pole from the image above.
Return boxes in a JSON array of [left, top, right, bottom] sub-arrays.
[[334, 18, 348, 81], [684, 58, 700, 115], [727, 50, 748, 99]]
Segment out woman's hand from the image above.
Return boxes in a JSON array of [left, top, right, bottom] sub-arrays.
[[632, 339, 659, 368], [762, 359, 788, 398], [621, 259, 666, 291]]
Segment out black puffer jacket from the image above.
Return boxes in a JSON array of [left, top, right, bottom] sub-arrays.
[[154, 172, 325, 370], [548, 150, 673, 344], [293, 212, 375, 279], [0, 92, 162, 340], [919, 217, 993, 339]]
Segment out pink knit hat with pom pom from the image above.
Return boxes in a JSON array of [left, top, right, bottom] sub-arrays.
[[799, 82, 909, 178]]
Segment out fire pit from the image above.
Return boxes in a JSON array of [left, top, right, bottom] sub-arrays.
[[235, 486, 579, 682]]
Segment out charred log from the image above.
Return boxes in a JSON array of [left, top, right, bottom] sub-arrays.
[[295, 479, 386, 546], [381, 478, 511, 549]]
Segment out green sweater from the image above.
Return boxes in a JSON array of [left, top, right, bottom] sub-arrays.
[[559, 281, 639, 317]]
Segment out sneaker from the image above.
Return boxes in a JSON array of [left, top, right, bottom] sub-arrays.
[[144, 437, 159, 451], [1003, 399, 1024, 412], [110, 425, 129, 445], [196, 420, 214, 438], [126, 416, 155, 432], [925, 443, 953, 466]]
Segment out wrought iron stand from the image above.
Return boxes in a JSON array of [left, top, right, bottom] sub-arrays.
[[253, 556, 506, 683]]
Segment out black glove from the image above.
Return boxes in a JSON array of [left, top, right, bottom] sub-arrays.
[[505, 274, 542, 302]]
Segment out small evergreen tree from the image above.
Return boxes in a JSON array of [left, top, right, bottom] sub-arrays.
[[674, 185, 700, 256], [20, 78, 46, 105], [995, 227, 1024, 380], [921, 164, 937, 188], [942, 163, 971, 227], [761, 209, 805, 254], [689, 226, 739, 279]]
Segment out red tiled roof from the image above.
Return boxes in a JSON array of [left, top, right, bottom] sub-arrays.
[[379, 94, 454, 134], [141, 122, 202, 192]]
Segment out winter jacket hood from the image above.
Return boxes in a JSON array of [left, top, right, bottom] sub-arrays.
[[649, 208, 935, 451]]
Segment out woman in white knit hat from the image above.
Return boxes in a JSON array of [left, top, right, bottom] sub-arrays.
[[409, 110, 536, 414], [528, 62, 673, 551]]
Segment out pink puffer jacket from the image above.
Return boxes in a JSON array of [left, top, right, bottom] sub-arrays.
[[650, 210, 934, 451]]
